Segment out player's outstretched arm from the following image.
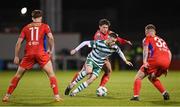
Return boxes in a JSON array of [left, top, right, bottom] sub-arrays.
[[14, 38, 23, 64], [117, 37, 132, 45], [116, 46, 133, 66], [70, 41, 91, 55]]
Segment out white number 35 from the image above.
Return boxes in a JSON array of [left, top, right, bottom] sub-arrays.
[[154, 37, 167, 49]]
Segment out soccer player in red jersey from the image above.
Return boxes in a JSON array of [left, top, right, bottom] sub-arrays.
[[65, 19, 132, 95], [2, 10, 63, 102], [130, 24, 172, 101]]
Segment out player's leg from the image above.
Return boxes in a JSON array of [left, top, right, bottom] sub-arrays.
[[99, 59, 112, 87], [65, 66, 87, 95], [148, 70, 170, 100], [2, 55, 34, 102], [70, 62, 100, 96], [2, 66, 26, 102], [71, 72, 79, 82], [70, 65, 84, 83], [65, 59, 94, 95], [70, 74, 97, 96], [42, 60, 63, 101], [130, 67, 147, 101], [148, 57, 171, 100], [37, 52, 62, 101]]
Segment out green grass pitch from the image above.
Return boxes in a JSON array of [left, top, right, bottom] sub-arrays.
[[0, 70, 180, 106]]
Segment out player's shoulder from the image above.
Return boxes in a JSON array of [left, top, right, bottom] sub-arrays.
[[143, 35, 152, 42], [41, 23, 49, 27], [108, 30, 114, 34], [142, 37, 146, 43], [41, 23, 51, 30], [21, 23, 31, 31]]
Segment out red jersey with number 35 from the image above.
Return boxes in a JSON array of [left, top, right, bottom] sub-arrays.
[[143, 34, 170, 60], [19, 22, 51, 55]]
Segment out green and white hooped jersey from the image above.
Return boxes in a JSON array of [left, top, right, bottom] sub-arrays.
[[87, 40, 125, 68]]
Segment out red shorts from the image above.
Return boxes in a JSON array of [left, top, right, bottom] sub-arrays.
[[19, 52, 50, 70], [139, 57, 171, 77]]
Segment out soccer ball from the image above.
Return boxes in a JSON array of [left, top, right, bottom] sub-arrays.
[[96, 86, 108, 96]]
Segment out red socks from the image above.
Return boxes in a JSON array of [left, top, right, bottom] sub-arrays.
[[150, 78, 165, 94], [71, 72, 79, 83], [100, 74, 110, 87], [49, 76, 59, 95], [133, 78, 165, 97], [7, 76, 59, 96], [133, 78, 141, 97], [7, 76, 20, 94]]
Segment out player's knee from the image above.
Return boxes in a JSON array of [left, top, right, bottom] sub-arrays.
[[148, 75, 156, 82], [15, 71, 25, 78], [134, 74, 143, 80], [104, 72, 111, 77], [108, 68, 112, 73], [134, 76, 141, 80], [86, 70, 92, 74], [104, 67, 112, 74], [47, 71, 55, 77]]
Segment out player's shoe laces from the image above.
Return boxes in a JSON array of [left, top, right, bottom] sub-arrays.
[[163, 92, 170, 100], [2, 94, 10, 102], [64, 86, 71, 95], [130, 96, 139, 101]]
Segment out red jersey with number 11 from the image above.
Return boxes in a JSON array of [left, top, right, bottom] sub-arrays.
[[19, 22, 51, 55]]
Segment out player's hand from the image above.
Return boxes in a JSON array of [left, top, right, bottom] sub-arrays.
[[47, 50, 52, 55], [143, 62, 149, 69], [127, 41, 132, 46], [47, 50, 53, 57], [125, 60, 133, 66], [70, 49, 77, 55], [14, 56, 20, 65]]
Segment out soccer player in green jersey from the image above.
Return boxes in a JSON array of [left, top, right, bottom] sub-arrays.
[[65, 32, 133, 96]]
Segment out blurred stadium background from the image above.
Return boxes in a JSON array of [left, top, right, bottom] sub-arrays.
[[0, 0, 180, 71]]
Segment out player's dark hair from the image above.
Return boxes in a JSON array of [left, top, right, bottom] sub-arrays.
[[145, 24, 156, 30], [109, 32, 118, 38], [31, 10, 43, 18], [99, 19, 111, 26]]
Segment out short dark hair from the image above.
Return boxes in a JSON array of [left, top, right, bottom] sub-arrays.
[[145, 24, 156, 30], [31, 10, 43, 18], [109, 32, 118, 38], [99, 19, 111, 26]]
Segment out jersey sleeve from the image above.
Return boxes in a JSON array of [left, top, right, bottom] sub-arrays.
[[114, 45, 127, 62], [89, 40, 97, 48], [44, 24, 51, 34], [117, 37, 127, 45], [74, 40, 95, 51], [19, 27, 26, 39], [143, 36, 150, 46]]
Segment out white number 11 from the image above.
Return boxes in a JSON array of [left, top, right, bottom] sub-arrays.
[[29, 27, 39, 41]]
